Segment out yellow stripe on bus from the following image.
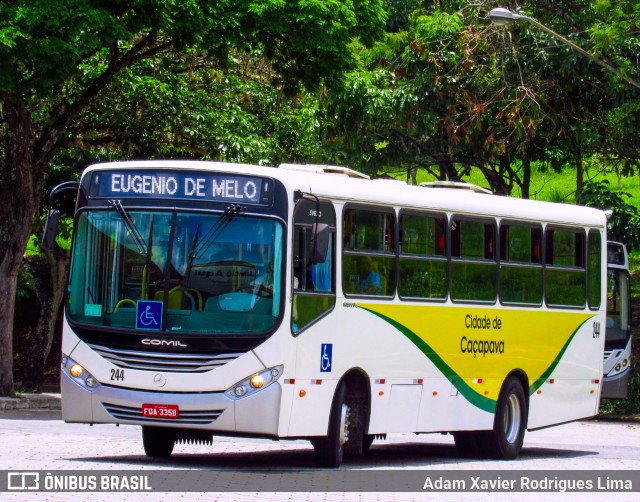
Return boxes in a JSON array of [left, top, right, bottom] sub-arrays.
[[358, 304, 594, 412]]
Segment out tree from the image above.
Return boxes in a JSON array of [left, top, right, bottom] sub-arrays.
[[0, 0, 386, 396], [321, 0, 640, 201]]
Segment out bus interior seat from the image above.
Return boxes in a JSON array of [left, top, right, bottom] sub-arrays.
[[154, 285, 203, 311]]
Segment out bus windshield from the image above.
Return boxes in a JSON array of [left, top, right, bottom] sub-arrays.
[[67, 209, 283, 335]]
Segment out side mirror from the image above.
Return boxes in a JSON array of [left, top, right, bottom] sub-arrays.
[[309, 223, 330, 264], [41, 208, 61, 250]]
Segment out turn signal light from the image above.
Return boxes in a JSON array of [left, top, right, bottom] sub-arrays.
[[251, 375, 265, 389], [70, 364, 84, 378]]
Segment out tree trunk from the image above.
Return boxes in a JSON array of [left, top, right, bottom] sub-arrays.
[[406, 166, 417, 185], [575, 144, 583, 195], [521, 149, 531, 199], [0, 263, 18, 396], [437, 154, 459, 181], [21, 249, 68, 391], [0, 96, 42, 396]]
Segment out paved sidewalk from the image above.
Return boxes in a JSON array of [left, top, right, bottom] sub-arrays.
[[0, 392, 61, 410]]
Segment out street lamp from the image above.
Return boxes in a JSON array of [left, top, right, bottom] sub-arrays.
[[488, 7, 640, 90]]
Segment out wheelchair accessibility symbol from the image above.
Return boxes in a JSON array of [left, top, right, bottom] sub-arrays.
[[136, 300, 163, 330], [320, 343, 332, 373]]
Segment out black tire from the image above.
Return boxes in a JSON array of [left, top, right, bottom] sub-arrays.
[[314, 382, 348, 468], [142, 426, 176, 458], [453, 431, 484, 458], [344, 395, 368, 457], [481, 376, 527, 460]]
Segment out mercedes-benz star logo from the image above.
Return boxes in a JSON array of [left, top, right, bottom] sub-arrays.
[[153, 373, 167, 388]]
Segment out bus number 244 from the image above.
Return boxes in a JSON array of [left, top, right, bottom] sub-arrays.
[[111, 369, 125, 381]]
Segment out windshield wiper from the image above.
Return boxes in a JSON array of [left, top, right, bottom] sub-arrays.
[[109, 199, 148, 255], [183, 204, 241, 289], [184, 223, 200, 288], [193, 204, 242, 260]]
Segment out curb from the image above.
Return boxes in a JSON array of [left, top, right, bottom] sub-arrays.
[[594, 413, 640, 424], [0, 393, 61, 411]]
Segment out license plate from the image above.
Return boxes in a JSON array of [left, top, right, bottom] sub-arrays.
[[141, 403, 179, 419]]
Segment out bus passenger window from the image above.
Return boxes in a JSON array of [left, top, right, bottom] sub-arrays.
[[356, 255, 382, 295], [343, 207, 396, 297], [545, 228, 586, 307], [450, 218, 497, 302], [499, 223, 543, 305], [398, 212, 447, 300]]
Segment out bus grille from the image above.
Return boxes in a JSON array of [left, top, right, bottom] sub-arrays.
[[87, 343, 243, 373], [102, 402, 224, 425], [603, 349, 623, 362]]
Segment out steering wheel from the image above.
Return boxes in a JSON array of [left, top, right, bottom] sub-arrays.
[[256, 283, 273, 298]]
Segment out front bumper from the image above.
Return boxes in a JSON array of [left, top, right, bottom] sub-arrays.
[[601, 367, 630, 400], [61, 370, 282, 436]]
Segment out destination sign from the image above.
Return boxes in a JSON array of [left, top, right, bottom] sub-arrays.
[[88, 170, 275, 206]]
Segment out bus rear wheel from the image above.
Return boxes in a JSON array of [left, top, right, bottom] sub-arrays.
[[142, 426, 176, 458], [314, 382, 349, 468], [482, 376, 527, 460]]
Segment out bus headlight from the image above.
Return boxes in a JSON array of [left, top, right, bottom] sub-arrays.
[[225, 365, 283, 400], [63, 355, 101, 392]]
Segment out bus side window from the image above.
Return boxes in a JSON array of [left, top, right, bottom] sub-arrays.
[[499, 223, 543, 305], [450, 217, 497, 303], [342, 206, 396, 297], [398, 212, 447, 300], [545, 228, 586, 307]]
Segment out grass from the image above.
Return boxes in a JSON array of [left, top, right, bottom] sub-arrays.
[[414, 164, 640, 205]]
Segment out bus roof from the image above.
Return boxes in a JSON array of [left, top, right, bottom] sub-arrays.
[[82, 160, 607, 228]]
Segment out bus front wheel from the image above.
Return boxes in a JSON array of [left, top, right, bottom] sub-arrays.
[[313, 382, 349, 468], [482, 376, 527, 460], [142, 426, 176, 458]]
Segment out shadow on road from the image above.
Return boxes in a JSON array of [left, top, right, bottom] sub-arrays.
[[66, 440, 595, 470]]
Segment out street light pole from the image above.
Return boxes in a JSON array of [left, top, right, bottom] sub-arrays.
[[488, 7, 640, 90]]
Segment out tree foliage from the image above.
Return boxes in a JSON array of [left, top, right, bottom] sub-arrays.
[[0, 0, 386, 395], [319, 0, 640, 199], [577, 179, 640, 249]]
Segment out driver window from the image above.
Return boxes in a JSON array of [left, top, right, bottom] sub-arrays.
[[292, 199, 336, 334]]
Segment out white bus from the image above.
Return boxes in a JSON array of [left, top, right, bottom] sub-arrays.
[[602, 241, 632, 399], [44, 161, 608, 467]]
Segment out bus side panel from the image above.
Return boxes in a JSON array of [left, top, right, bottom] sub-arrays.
[[527, 312, 604, 429], [285, 310, 337, 437], [288, 302, 430, 438], [285, 303, 491, 437], [416, 379, 494, 432]]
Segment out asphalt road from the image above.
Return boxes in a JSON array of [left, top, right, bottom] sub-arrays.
[[1, 409, 639, 501]]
